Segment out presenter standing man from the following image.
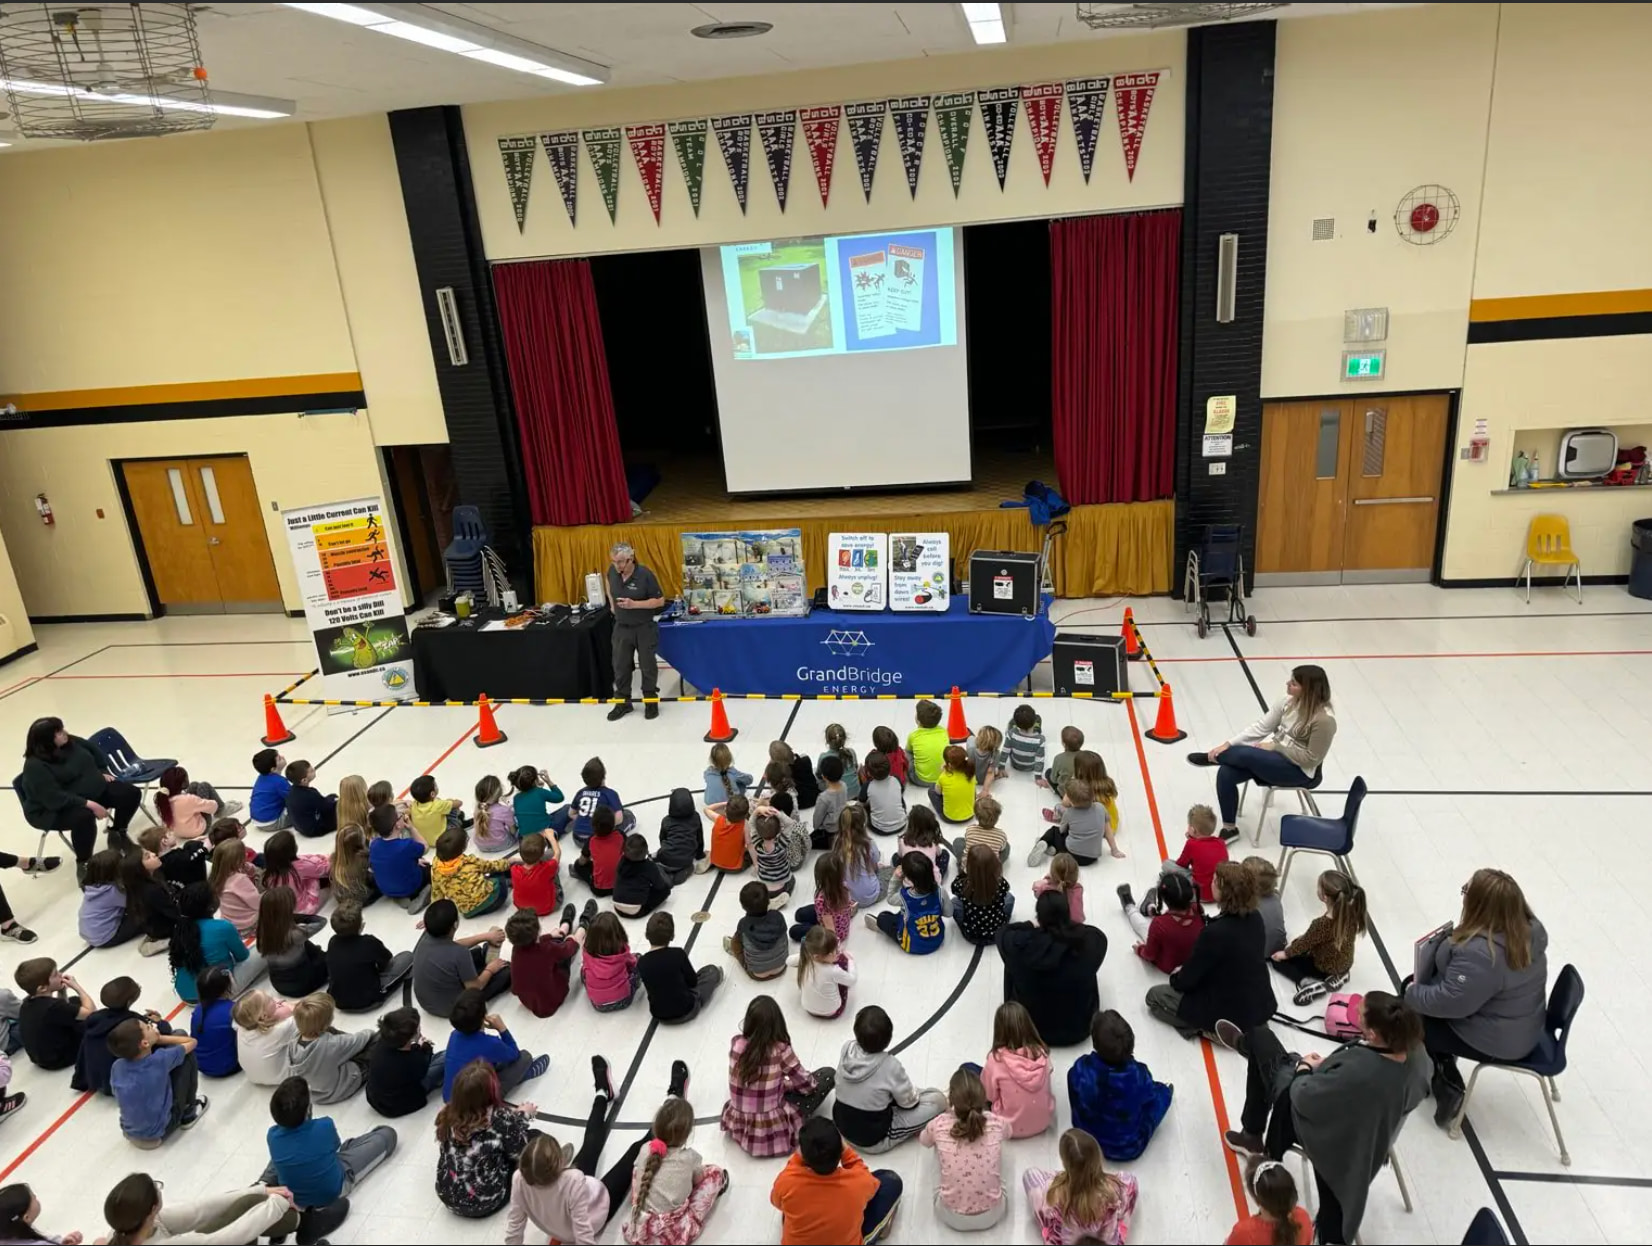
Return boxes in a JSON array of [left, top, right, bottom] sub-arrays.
[[606, 542, 666, 721]]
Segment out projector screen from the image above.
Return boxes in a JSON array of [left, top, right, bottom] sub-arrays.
[[701, 227, 971, 494]]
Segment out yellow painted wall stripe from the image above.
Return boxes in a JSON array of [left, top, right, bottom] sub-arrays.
[[2, 372, 365, 412], [1469, 290, 1652, 323]]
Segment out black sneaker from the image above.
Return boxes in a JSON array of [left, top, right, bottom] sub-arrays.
[[644, 702, 659, 720], [1213, 1019, 1248, 1056], [1224, 1129, 1264, 1157], [0, 1092, 27, 1122], [580, 898, 600, 929], [1186, 752, 1215, 767], [593, 1054, 614, 1100], [24, 856, 61, 875], [669, 1058, 690, 1100], [180, 1097, 210, 1129], [1116, 883, 1135, 911], [1219, 825, 1241, 844], [1294, 978, 1331, 1007], [560, 902, 578, 932], [296, 1197, 350, 1246], [0, 923, 37, 944], [607, 702, 633, 721]]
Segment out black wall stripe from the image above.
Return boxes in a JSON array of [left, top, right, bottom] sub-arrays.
[[0, 391, 366, 430], [1466, 311, 1652, 345], [387, 105, 531, 582], [1173, 21, 1277, 592]]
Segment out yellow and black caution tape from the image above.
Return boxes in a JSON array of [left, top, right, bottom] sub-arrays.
[[1130, 621, 1170, 694], [271, 688, 1150, 709]]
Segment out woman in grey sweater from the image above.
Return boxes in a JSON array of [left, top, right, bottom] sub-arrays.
[[1219, 991, 1432, 1245], [1405, 868, 1549, 1125], [1187, 665, 1337, 843]]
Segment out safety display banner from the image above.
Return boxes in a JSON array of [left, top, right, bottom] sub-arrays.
[[827, 532, 889, 611], [889, 531, 949, 612]]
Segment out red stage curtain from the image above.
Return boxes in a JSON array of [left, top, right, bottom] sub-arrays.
[[1050, 209, 1181, 505], [493, 259, 630, 527]]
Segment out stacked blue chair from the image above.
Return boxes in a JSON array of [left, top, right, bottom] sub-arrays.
[[444, 505, 489, 599]]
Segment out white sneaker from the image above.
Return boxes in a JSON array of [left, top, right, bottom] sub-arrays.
[[1027, 841, 1052, 868], [138, 936, 169, 958], [219, 800, 244, 818]]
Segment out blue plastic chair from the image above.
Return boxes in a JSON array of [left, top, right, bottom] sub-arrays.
[[1276, 776, 1366, 887], [11, 774, 76, 867], [86, 727, 175, 828], [1462, 1208, 1510, 1246], [1448, 964, 1584, 1166], [443, 505, 488, 562]]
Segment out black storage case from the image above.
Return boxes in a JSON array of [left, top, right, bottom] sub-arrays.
[[1052, 633, 1126, 696], [968, 550, 1041, 617]]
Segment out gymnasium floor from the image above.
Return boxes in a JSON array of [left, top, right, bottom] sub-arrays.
[[0, 583, 1643, 1244]]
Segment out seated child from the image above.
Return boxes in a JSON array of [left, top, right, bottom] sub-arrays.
[[837, 806, 891, 911], [1118, 869, 1205, 974], [80, 848, 144, 950], [948, 845, 1013, 947], [1067, 1010, 1172, 1162], [725, 881, 789, 981], [16, 958, 91, 1071], [365, 1007, 446, 1118], [966, 726, 1005, 793], [329, 824, 380, 910], [771, 741, 819, 810], [109, 1018, 206, 1148], [508, 903, 591, 1019], [581, 912, 641, 1012], [367, 779, 409, 823], [257, 887, 328, 999], [154, 765, 230, 840], [702, 743, 754, 810], [509, 765, 565, 841], [325, 903, 413, 1012], [472, 774, 516, 852], [980, 1000, 1055, 1138], [1038, 725, 1084, 795], [1033, 852, 1087, 923], [1027, 778, 1116, 868], [624, 1094, 731, 1244], [412, 900, 510, 1014], [867, 853, 945, 955], [510, 833, 561, 915], [788, 853, 855, 946], [283, 992, 373, 1105], [442, 988, 546, 1099], [810, 755, 849, 851], [231, 991, 296, 1086], [283, 760, 337, 839], [749, 802, 808, 905], [720, 995, 835, 1159], [335, 775, 369, 843], [1270, 871, 1366, 1006], [408, 773, 465, 847], [761, 761, 796, 809], [789, 926, 855, 1020], [1168, 803, 1227, 902], [1022, 1128, 1139, 1246], [1226, 1159, 1313, 1246], [264, 1076, 397, 1211], [919, 1068, 1008, 1231], [555, 757, 634, 844], [949, 793, 1010, 866], [866, 725, 908, 788], [189, 968, 240, 1078], [771, 1117, 902, 1246], [706, 794, 751, 873], [927, 747, 977, 825], [905, 700, 948, 791], [1003, 704, 1047, 775], [896, 806, 949, 882], [431, 825, 512, 918], [571, 806, 625, 898], [209, 838, 263, 937], [140, 824, 208, 889], [656, 787, 706, 884], [859, 750, 907, 837], [612, 834, 673, 918], [639, 911, 725, 1025], [73, 976, 173, 1095], [261, 830, 332, 918], [1245, 857, 1287, 957], [832, 1005, 947, 1154], [249, 748, 291, 828], [367, 804, 431, 911], [819, 723, 860, 801]]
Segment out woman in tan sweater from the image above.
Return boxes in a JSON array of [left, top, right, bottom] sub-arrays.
[[1186, 665, 1337, 843]]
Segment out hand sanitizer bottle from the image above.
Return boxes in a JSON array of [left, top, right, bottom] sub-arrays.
[[1511, 451, 1528, 489]]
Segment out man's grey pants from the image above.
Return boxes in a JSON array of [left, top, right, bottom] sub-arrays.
[[613, 624, 660, 698]]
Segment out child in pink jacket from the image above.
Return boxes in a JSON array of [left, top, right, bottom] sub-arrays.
[[978, 1001, 1055, 1138], [579, 913, 640, 1012], [259, 830, 331, 916]]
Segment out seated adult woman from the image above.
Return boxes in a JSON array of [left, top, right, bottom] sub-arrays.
[[1146, 861, 1275, 1040], [100, 1171, 342, 1245], [1218, 991, 1432, 1246], [18, 716, 142, 872], [995, 889, 1108, 1046], [1187, 665, 1336, 842], [1405, 868, 1548, 1126]]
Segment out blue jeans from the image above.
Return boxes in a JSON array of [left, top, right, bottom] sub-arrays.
[[862, 1171, 903, 1244], [1215, 745, 1317, 825]]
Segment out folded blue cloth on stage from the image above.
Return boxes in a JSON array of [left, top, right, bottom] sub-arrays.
[[999, 480, 1071, 527]]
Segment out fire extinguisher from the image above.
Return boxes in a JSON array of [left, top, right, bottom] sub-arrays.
[[34, 494, 53, 526]]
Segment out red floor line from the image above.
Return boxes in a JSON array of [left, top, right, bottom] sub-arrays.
[[1156, 647, 1652, 664], [397, 717, 487, 801], [47, 671, 309, 680], [1125, 698, 1249, 1223]]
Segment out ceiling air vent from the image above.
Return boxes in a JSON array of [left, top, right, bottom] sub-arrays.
[[1312, 218, 1335, 241], [690, 21, 774, 40]]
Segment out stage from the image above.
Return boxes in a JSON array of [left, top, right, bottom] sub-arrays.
[[531, 451, 1173, 604]]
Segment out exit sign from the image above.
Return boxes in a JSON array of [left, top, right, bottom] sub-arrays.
[[1342, 349, 1386, 381]]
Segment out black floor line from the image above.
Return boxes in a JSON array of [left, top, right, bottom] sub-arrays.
[[312, 706, 398, 773], [1493, 1169, 1652, 1189], [0, 644, 114, 701], [1242, 611, 1652, 626], [1318, 789, 1652, 799], [1222, 626, 1530, 1246], [891, 942, 984, 1056], [106, 640, 313, 648]]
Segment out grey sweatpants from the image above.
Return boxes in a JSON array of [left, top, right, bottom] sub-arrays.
[[855, 1087, 950, 1153], [613, 625, 660, 698]]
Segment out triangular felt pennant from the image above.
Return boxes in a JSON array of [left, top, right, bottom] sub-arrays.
[[1065, 76, 1111, 183], [669, 119, 708, 218], [800, 105, 841, 207], [539, 130, 579, 225], [1023, 82, 1063, 186], [933, 91, 974, 197], [888, 94, 930, 199], [626, 124, 667, 224], [498, 135, 536, 232], [756, 109, 797, 212], [1113, 69, 1161, 182], [711, 114, 754, 214], [978, 86, 1020, 191], [582, 126, 623, 223], [844, 99, 886, 202]]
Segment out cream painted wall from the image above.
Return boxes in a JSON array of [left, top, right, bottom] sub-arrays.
[[0, 525, 35, 660], [463, 34, 1185, 261], [0, 413, 411, 618], [309, 116, 449, 447], [1262, 3, 1499, 398]]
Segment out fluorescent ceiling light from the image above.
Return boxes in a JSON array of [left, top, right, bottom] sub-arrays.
[[281, 1, 608, 86], [960, 2, 1007, 43], [0, 77, 294, 119]]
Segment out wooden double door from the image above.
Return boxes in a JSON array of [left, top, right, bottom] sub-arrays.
[[1256, 394, 1451, 583], [121, 455, 283, 613]]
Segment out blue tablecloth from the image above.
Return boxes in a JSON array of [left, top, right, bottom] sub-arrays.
[[659, 597, 1055, 696]]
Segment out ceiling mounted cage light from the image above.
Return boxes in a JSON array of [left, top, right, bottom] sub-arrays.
[[1074, 2, 1289, 30], [0, 2, 218, 140]]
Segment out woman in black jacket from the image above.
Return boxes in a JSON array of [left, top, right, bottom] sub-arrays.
[[1147, 860, 1276, 1039], [995, 889, 1109, 1045], [18, 717, 142, 869]]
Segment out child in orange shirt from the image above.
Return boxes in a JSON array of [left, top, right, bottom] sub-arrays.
[[1225, 1159, 1312, 1245], [706, 794, 751, 872], [771, 1117, 903, 1246]]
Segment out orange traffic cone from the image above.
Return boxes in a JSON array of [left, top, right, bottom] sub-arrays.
[[703, 688, 738, 744], [474, 694, 507, 748], [260, 694, 295, 747], [1146, 682, 1187, 745], [946, 685, 970, 743], [1122, 607, 1142, 661]]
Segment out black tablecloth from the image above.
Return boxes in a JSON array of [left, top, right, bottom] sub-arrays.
[[411, 609, 614, 701]]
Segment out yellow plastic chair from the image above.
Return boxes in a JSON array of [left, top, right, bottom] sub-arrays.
[[1521, 515, 1582, 604]]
